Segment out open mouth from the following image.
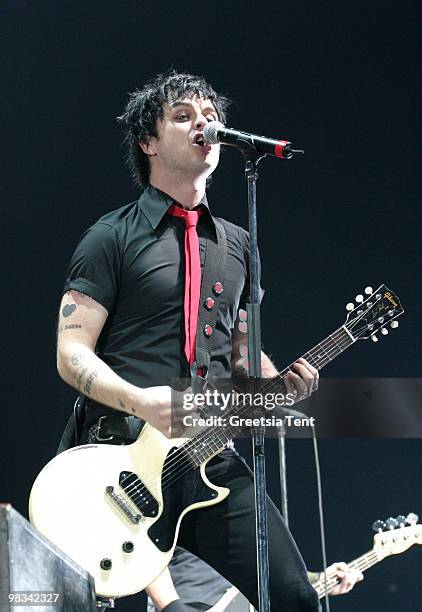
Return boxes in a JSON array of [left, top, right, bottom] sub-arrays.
[[193, 133, 206, 147]]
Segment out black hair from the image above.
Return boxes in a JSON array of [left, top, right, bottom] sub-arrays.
[[117, 70, 230, 187]]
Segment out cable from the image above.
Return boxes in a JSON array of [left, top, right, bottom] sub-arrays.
[[310, 422, 330, 612]]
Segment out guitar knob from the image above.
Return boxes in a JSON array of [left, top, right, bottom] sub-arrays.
[[385, 517, 398, 530], [100, 558, 112, 571], [355, 294, 364, 303], [390, 321, 399, 329], [365, 286, 373, 295], [346, 302, 355, 311], [122, 541, 135, 553], [371, 334, 378, 342], [396, 515, 406, 527], [372, 519, 386, 533], [381, 328, 388, 335], [405, 512, 419, 526]]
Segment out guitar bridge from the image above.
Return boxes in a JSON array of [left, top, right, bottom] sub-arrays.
[[105, 485, 143, 525]]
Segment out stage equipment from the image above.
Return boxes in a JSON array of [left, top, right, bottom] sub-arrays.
[[0, 503, 96, 611]]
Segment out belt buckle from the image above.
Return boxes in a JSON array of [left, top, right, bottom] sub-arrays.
[[94, 415, 115, 442]]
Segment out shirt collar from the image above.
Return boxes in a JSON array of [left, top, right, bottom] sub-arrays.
[[138, 185, 214, 230]]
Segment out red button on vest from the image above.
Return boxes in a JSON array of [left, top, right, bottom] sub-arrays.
[[213, 282, 224, 296], [205, 297, 215, 310]]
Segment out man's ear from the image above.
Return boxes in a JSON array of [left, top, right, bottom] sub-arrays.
[[139, 138, 157, 157]]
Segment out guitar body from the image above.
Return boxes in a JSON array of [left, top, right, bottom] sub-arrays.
[[29, 424, 229, 598]]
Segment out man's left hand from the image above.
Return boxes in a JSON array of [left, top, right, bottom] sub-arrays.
[[325, 562, 364, 595], [284, 357, 319, 403]]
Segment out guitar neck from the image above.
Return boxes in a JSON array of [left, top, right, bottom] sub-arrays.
[[314, 549, 381, 599], [277, 324, 355, 378], [184, 324, 356, 468]]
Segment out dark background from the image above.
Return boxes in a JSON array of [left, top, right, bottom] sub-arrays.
[[1, 0, 420, 610]]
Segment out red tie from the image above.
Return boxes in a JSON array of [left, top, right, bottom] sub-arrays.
[[168, 204, 203, 365]]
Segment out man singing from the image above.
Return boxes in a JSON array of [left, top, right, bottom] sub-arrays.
[[56, 70, 320, 610]]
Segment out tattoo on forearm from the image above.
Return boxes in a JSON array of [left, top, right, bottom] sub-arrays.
[[62, 304, 77, 318], [118, 398, 126, 409], [84, 371, 98, 396], [73, 366, 88, 391], [71, 353, 82, 366], [232, 359, 249, 379]]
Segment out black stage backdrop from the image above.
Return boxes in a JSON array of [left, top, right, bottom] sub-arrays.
[[1, 1, 420, 610]]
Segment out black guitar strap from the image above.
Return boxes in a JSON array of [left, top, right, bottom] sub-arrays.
[[192, 218, 227, 383]]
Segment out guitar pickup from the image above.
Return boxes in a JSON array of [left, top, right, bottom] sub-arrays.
[[119, 471, 159, 518], [105, 485, 143, 525]]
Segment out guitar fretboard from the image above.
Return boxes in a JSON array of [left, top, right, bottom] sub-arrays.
[[183, 325, 356, 468]]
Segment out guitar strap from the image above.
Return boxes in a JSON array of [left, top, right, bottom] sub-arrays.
[[192, 217, 227, 385], [56, 395, 86, 455]]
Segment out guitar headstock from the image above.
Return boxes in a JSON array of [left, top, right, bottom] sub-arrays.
[[372, 513, 422, 559], [344, 284, 404, 342]]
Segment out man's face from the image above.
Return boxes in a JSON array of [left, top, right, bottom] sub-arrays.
[[142, 94, 221, 182]]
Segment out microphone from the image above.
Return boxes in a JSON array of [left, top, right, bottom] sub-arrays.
[[203, 121, 304, 159]]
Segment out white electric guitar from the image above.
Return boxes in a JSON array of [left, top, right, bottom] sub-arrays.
[[29, 284, 403, 598], [314, 513, 421, 598]]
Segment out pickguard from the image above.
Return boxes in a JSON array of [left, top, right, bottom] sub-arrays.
[[147, 447, 216, 552]]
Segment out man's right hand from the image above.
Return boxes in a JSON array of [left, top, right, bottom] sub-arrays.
[[134, 385, 173, 438]]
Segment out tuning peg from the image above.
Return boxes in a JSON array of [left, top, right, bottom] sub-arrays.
[[346, 302, 355, 311], [372, 519, 386, 533], [355, 294, 364, 303], [405, 512, 419, 526], [381, 328, 388, 335], [371, 334, 379, 342], [390, 321, 399, 329], [396, 515, 407, 527], [385, 517, 399, 530], [365, 286, 373, 295]]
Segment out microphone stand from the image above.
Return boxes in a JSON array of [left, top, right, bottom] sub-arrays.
[[243, 144, 270, 612], [241, 139, 304, 611]]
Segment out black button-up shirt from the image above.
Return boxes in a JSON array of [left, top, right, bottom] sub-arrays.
[[64, 187, 255, 406]]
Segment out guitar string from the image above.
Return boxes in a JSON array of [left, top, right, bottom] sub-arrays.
[[122, 303, 395, 501], [121, 327, 356, 501], [121, 328, 353, 501]]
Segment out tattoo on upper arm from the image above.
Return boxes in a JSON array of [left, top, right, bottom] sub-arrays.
[[62, 304, 77, 318], [57, 324, 83, 335]]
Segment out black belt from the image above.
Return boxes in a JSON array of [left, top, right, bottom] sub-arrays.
[[87, 414, 144, 444]]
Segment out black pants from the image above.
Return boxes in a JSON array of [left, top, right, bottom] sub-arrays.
[[177, 450, 320, 612]]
